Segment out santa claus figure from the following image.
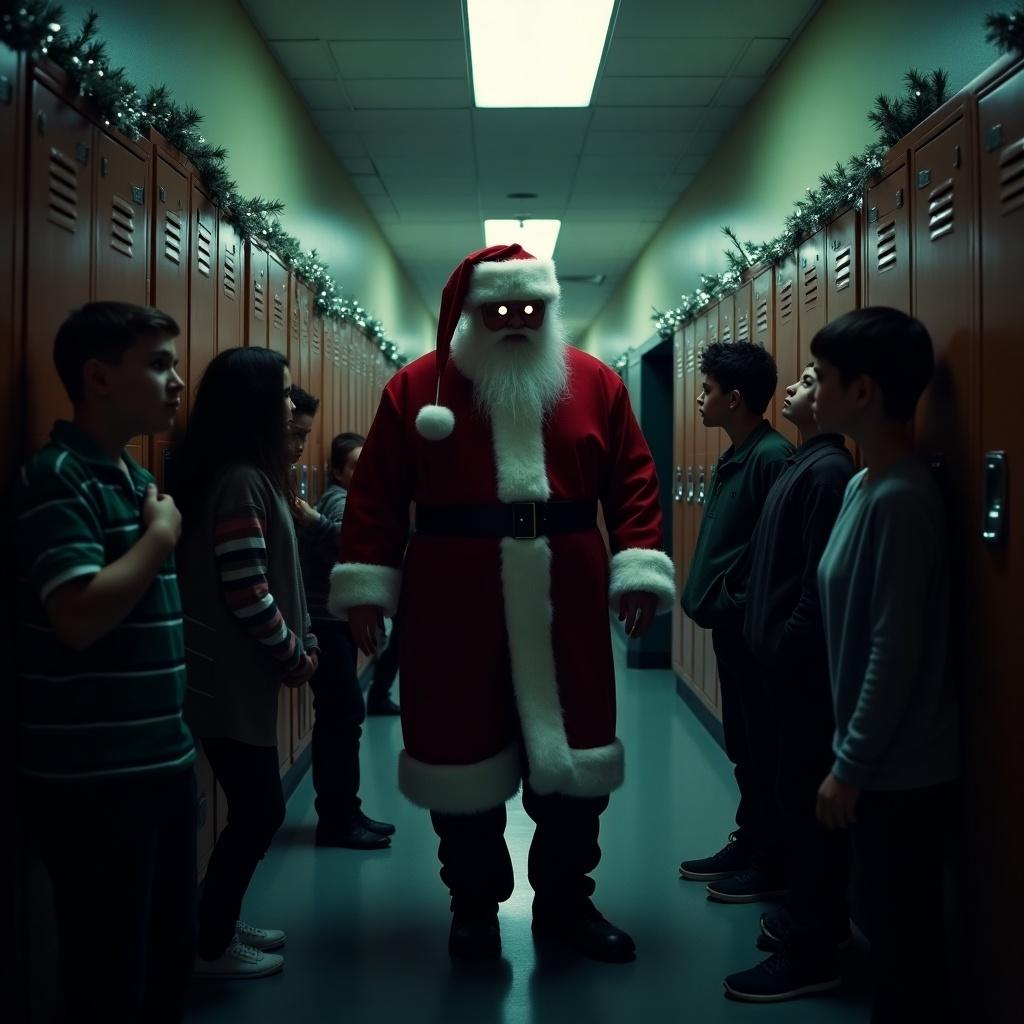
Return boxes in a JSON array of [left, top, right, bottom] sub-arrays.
[[330, 244, 675, 963]]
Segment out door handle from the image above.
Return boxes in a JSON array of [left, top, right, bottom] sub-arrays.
[[300, 464, 308, 500], [686, 467, 694, 503], [697, 467, 706, 505], [673, 466, 684, 503], [982, 451, 1007, 544]]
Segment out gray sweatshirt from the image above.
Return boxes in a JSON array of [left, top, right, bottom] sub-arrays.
[[817, 458, 961, 790]]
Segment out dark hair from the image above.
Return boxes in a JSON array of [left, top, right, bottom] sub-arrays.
[[810, 307, 934, 421], [53, 301, 179, 403], [171, 347, 292, 527], [290, 385, 319, 417], [699, 341, 778, 415], [331, 432, 365, 473]]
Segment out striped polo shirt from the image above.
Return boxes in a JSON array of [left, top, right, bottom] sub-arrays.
[[15, 421, 195, 782]]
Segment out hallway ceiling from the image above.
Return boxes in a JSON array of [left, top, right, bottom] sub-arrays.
[[241, 0, 822, 342]]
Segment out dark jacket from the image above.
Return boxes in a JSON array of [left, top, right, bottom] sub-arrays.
[[743, 433, 854, 668]]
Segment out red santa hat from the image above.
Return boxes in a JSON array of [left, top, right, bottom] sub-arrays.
[[415, 243, 561, 440]]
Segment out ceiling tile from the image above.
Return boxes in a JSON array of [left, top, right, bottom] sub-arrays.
[[576, 153, 680, 176], [735, 37, 790, 76], [375, 155, 472, 178], [328, 40, 466, 79], [588, 107, 707, 132], [350, 175, 387, 196], [472, 109, 591, 137], [381, 177, 477, 197], [344, 78, 469, 109], [700, 105, 744, 132], [475, 153, 579, 180], [612, 0, 820, 38], [583, 131, 688, 157], [714, 76, 765, 106], [362, 132, 474, 159], [595, 77, 723, 107], [324, 133, 366, 157], [603, 36, 746, 77], [292, 79, 351, 110], [267, 40, 337, 79], [360, 195, 400, 222], [474, 130, 586, 159], [340, 156, 376, 175], [685, 130, 726, 157]]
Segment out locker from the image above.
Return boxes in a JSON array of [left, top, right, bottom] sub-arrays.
[[705, 302, 720, 347], [692, 314, 708, 699], [24, 78, 94, 456], [864, 158, 911, 312], [244, 239, 269, 348], [309, 313, 324, 502], [342, 325, 354, 434], [733, 280, 752, 344], [773, 252, 799, 445], [825, 208, 861, 322], [703, 413, 720, 701], [671, 329, 685, 680], [968, 61, 1024, 1020], [150, 149, 190, 490], [752, 267, 774, 351], [797, 229, 825, 371], [718, 292, 735, 345], [187, 181, 217, 407], [321, 318, 334, 486], [268, 253, 289, 355], [216, 210, 242, 352], [681, 321, 697, 691]]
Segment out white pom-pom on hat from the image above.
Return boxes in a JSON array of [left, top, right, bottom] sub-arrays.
[[416, 403, 455, 441]]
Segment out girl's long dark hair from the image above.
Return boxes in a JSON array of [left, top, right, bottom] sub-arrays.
[[171, 347, 292, 529]]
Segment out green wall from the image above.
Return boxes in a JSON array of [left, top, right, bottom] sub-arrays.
[[59, 0, 436, 357], [581, 0, 1000, 359]]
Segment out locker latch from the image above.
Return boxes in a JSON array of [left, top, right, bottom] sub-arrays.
[[982, 451, 1007, 545], [75, 142, 89, 166], [159, 186, 168, 203], [0, 77, 11, 105], [895, 189, 904, 208], [101, 156, 109, 176], [917, 169, 932, 189], [986, 124, 1003, 153], [132, 185, 145, 205], [868, 206, 879, 224]]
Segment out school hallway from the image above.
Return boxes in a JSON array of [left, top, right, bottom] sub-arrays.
[[183, 637, 871, 1024]]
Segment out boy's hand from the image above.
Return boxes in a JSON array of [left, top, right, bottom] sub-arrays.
[[349, 605, 385, 656], [142, 483, 181, 547], [816, 772, 861, 829], [291, 497, 321, 529], [618, 591, 658, 639]]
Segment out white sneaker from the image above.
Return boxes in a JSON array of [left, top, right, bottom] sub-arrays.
[[194, 940, 284, 979], [236, 920, 286, 951]]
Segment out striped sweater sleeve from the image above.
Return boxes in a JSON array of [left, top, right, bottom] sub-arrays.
[[214, 506, 303, 672]]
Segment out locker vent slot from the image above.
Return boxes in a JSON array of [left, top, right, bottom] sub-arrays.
[[164, 210, 182, 265], [876, 220, 897, 272], [110, 195, 135, 258], [833, 246, 852, 292], [737, 313, 750, 343], [47, 148, 78, 233], [999, 138, 1024, 216], [196, 221, 212, 277], [222, 252, 236, 300], [675, 339, 684, 379], [273, 294, 285, 330], [927, 179, 955, 242], [778, 280, 794, 320], [721, 323, 732, 344], [802, 264, 819, 307], [755, 296, 769, 334], [253, 279, 265, 321]]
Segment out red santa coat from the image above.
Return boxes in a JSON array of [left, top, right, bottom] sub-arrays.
[[329, 345, 675, 813]]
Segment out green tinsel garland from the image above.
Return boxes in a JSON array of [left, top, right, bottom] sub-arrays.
[[0, 2, 406, 366]]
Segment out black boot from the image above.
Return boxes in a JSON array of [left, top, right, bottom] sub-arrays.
[[316, 817, 391, 849], [357, 811, 396, 837], [449, 911, 501, 961], [532, 899, 636, 963]]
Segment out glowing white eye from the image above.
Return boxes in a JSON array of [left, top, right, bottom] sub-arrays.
[[498, 305, 508, 316], [524, 305, 534, 315]]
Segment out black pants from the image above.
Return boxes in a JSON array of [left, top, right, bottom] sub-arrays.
[[712, 624, 782, 866], [430, 783, 609, 916], [22, 769, 197, 1023], [771, 659, 850, 944], [198, 738, 286, 960], [309, 618, 365, 824], [368, 612, 400, 705], [854, 782, 958, 1024]]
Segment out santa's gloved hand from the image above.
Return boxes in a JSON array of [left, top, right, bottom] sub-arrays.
[[618, 591, 658, 640], [349, 605, 385, 656]]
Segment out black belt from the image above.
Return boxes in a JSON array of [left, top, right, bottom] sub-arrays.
[[416, 500, 598, 540]]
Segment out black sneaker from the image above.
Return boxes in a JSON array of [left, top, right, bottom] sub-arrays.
[[757, 909, 852, 953], [449, 912, 501, 961], [706, 868, 788, 904], [724, 950, 841, 1002], [679, 832, 752, 881]]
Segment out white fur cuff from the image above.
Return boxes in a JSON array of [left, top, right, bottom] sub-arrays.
[[608, 548, 676, 615], [398, 746, 523, 813], [468, 259, 560, 304], [328, 562, 402, 618], [528, 739, 626, 798]]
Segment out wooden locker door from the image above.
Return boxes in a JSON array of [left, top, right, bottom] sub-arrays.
[[187, 182, 216, 411], [24, 80, 94, 456], [825, 208, 861, 321], [671, 330, 685, 679], [692, 315, 708, 700], [705, 303, 720, 347], [968, 65, 1024, 1018], [681, 321, 697, 690], [150, 155, 189, 490], [734, 281, 752, 344], [797, 230, 825, 371], [718, 293, 735, 345], [216, 211, 242, 353], [244, 240, 269, 348], [297, 285, 311, 500], [752, 268, 776, 430], [309, 313, 324, 502], [268, 255, 289, 355], [773, 253, 799, 445], [864, 161, 911, 312], [321, 319, 334, 485]]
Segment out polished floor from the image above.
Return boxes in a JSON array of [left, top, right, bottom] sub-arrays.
[[185, 637, 872, 1023]]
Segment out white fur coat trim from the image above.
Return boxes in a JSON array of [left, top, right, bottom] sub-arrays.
[[608, 548, 677, 615], [328, 562, 402, 618], [398, 745, 522, 813], [468, 259, 560, 305]]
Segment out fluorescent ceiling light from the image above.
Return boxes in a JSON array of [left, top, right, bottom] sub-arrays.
[[468, 0, 614, 108], [484, 219, 561, 259]]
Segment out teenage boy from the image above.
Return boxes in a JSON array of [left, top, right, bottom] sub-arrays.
[[810, 307, 960, 1024], [680, 342, 794, 902], [15, 302, 196, 1022], [723, 364, 854, 1003], [291, 414, 396, 849]]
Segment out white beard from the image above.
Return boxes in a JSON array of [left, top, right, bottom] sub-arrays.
[[450, 306, 569, 424]]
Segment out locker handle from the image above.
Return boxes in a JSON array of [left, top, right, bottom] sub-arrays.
[[311, 466, 319, 503], [101, 156, 109, 177], [300, 464, 308, 500], [36, 110, 47, 135], [686, 467, 695, 504], [673, 466, 684, 503], [697, 468, 706, 505], [982, 451, 1007, 545]]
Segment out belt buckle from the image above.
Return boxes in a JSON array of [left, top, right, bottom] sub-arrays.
[[512, 502, 538, 540]]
